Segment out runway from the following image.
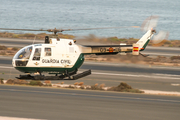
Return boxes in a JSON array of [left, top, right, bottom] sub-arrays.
[[0, 38, 180, 120], [0, 85, 180, 120], [0, 56, 180, 92]]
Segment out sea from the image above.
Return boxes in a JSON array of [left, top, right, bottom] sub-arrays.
[[0, 0, 179, 40]]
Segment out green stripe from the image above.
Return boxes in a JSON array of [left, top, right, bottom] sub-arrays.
[[15, 54, 84, 74], [140, 39, 150, 51]]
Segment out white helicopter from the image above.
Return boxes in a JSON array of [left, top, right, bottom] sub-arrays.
[[0, 27, 155, 80], [1, 16, 165, 80]]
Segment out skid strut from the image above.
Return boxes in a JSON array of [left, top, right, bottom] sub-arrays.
[[17, 74, 61, 80], [16, 74, 33, 79]]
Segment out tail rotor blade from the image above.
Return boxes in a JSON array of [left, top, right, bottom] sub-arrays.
[[152, 31, 169, 44], [141, 16, 159, 31]]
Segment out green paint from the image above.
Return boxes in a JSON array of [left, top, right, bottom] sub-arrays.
[[71, 53, 84, 71], [15, 54, 84, 74], [140, 39, 150, 51]]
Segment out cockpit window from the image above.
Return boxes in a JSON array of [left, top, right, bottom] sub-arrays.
[[33, 48, 41, 61], [14, 46, 33, 60]]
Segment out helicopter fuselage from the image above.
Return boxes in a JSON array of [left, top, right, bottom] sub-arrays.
[[12, 38, 85, 74]]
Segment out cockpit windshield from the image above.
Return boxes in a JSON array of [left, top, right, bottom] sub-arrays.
[[14, 46, 33, 60]]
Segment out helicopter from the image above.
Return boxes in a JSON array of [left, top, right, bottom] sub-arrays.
[[0, 27, 156, 80], [1, 16, 165, 80]]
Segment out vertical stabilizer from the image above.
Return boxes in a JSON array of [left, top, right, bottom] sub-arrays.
[[136, 29, 156, 51]]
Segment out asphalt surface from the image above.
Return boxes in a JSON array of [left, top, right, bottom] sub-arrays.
[[0, 57, 180, 92], [0, 85, 180, 120], [0, 38, 180, 120], [1, 57, 180, 75]]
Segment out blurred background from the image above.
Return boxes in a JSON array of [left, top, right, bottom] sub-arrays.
[[0, 0, 179, 40]]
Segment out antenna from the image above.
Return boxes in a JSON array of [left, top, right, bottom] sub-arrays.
[[33, 36, 36, 44]]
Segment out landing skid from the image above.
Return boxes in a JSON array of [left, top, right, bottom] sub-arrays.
[[139, 53, 149, 57], [16, 69, 91, 80], [72, 70, 91, 80]]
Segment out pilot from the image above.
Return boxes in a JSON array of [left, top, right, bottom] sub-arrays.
[[33, 49, 41, 60], [46, 48, 51, 56], [34, 49, 40, 57], [23, 48, 32, 59]]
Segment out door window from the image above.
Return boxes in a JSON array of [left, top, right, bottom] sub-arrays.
[[33, 48, 41, 60], [45, 48, 51, 56]]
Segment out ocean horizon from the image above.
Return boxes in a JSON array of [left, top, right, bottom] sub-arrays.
[[0, 0, 179, 40]]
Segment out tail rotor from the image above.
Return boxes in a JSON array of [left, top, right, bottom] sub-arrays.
[[141, 15, 169, 45], [151, 31, 169, 44], [141, 15, 159, 32]]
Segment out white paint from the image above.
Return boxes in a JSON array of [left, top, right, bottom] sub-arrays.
[[147, 46, 180, 51], [84, 61, 180, 70], [154, 73, 180, 77], [171, 84, 180, 86], [0, 66, 13, 69], [142, 52, 180, 56], [92, 72, 180, 80], [0, 116, 45, 120], [143, 89, 180, 96]]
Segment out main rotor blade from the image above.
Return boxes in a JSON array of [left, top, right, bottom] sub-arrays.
[[0, 26, 140, 34], [61, 26, 140, 31], [0, 28, 47, 31]]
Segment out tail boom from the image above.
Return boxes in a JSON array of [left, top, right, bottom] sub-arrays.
[[136, 29, 156, 51]]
